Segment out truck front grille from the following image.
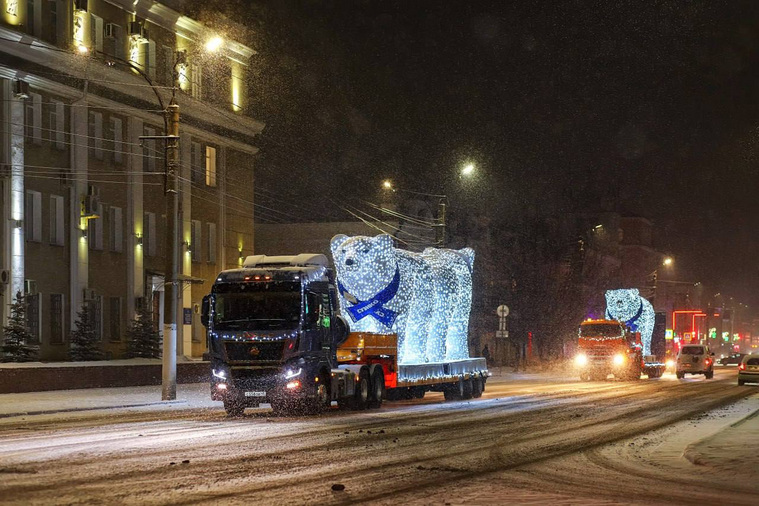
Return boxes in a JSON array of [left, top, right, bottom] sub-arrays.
[[224, 340, 285, 363]]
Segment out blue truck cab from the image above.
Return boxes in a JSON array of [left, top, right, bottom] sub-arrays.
[[201, 254, 354, 415]]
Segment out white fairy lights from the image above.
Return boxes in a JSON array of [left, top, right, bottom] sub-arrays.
[[331, 234, 475, 364], [605, 289, 656, 356]]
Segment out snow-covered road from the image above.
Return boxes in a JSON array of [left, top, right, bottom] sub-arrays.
[[0, 369, 757, 505]]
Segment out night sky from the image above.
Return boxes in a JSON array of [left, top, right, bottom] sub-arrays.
[[199, 0, 759, 308]]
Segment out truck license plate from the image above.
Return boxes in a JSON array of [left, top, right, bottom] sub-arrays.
[[244, 391, 266, 397]]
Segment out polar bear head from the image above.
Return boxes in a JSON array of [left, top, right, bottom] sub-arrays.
[[330, 234, 397, 300], [605, 289, 642, 321]]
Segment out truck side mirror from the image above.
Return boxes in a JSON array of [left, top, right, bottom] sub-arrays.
[[332, 315, 350, 347], [201, 295, 210, 327]]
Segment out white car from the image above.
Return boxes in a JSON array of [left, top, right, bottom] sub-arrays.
[[676, 344, 714, 379], [737, 354, 759, 385]]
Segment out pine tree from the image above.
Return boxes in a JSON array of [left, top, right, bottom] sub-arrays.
[[69, 304, 102, 361], [126, 303, 161, 359], [1, 291, 39, 362]]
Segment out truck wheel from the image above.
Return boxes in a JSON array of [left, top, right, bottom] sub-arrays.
[[368, 367, 385, 409], [676, 372, 684, 379], [443, 379, 464, 401], [223, 398, 245, 417], [411, 386, 425, 399], [353, 369, 370, 410], [462, 378, 474, 399], [472, 377, 483, 398], [311, 372, 331, 414]]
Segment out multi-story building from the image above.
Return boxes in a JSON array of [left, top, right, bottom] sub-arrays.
[[0, 0, 264, 360]]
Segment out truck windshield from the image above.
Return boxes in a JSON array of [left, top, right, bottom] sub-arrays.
[[213, 282, 301, 330], [580, 324, 622, 338]]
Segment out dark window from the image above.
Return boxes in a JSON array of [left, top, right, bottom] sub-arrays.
[[50, 294, 64, 344], [27, 293, 40, 344], [681, 346, 705, 355], [109, 297, 121, 341], [48, 0, 58, 45], [26, 0, 35, 35], [88, 297, 102, 341], [747, 358, 759, 366]]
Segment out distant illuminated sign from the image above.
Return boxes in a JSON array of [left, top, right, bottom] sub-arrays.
[[709, 327, 717, 339], [665, 329, 673, 340], [722, 332, 730, 342]]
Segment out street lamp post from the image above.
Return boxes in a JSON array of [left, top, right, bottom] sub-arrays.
[[162, 98, 180, 401], [649, 256, 673, 309], [135, 52, 185, 401], [380, 162, 474, 249]]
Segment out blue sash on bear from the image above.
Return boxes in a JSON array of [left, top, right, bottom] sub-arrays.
[[606, 301, 644, 332], [338, 268, 400, 327]]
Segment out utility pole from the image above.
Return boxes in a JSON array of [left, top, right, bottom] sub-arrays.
[[436, 199, 446, 247], [162, 98, 180, 401]]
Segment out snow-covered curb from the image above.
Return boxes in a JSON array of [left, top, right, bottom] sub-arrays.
[[683, 402, 759, 471]]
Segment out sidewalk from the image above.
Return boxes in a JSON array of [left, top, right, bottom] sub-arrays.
[[0, 383, 216, 419], [683, 398, 759, 476]]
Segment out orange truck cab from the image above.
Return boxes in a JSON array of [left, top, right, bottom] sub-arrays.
[[575, 319, 651, 381]]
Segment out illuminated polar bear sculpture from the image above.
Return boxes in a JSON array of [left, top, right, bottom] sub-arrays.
[[330, 234, 474, 364], [605, 289, 655, 356]]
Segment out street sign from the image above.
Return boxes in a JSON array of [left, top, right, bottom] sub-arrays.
[[497, 305, 510, 318], [496, 330, 509, 339]]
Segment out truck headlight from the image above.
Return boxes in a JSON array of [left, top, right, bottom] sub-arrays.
[[613, 354, 626, 366], [212, 368, 228, 380], [575, 354, 588, 367], [284, 367, 302, 379]]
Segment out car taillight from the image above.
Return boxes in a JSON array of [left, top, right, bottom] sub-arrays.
[[739, 363, 746, 371], [705, 359, 711, 366]]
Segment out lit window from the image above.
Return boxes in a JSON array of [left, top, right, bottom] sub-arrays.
[[205, 146, 217, 187]]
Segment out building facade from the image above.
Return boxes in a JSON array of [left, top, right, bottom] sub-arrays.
[[0, 0, 263, 360]]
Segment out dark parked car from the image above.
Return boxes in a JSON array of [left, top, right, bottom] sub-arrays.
[[718, 353, 746, 366]]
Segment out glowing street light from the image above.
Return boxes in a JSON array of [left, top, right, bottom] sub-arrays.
[[461, 163, 475, 177], [382, 180, 394, 191], [205, 36, 224, 53], [663, 257, 673, 267]]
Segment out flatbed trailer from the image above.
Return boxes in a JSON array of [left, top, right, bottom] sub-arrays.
[[337, 332, 489, 400]]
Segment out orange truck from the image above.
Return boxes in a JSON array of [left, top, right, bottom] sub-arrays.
[[575, 319, 666, 381]]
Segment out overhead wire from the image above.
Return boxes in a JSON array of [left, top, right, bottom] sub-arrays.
[[363, 200, 438, 228], [0, 122, 166, 160], [2, 36, 441, 232]]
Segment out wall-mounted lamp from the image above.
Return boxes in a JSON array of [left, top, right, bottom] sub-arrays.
[[184, 241, 193, 254], [81, 228, 88, 239], [135, 234, 143, 246]]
